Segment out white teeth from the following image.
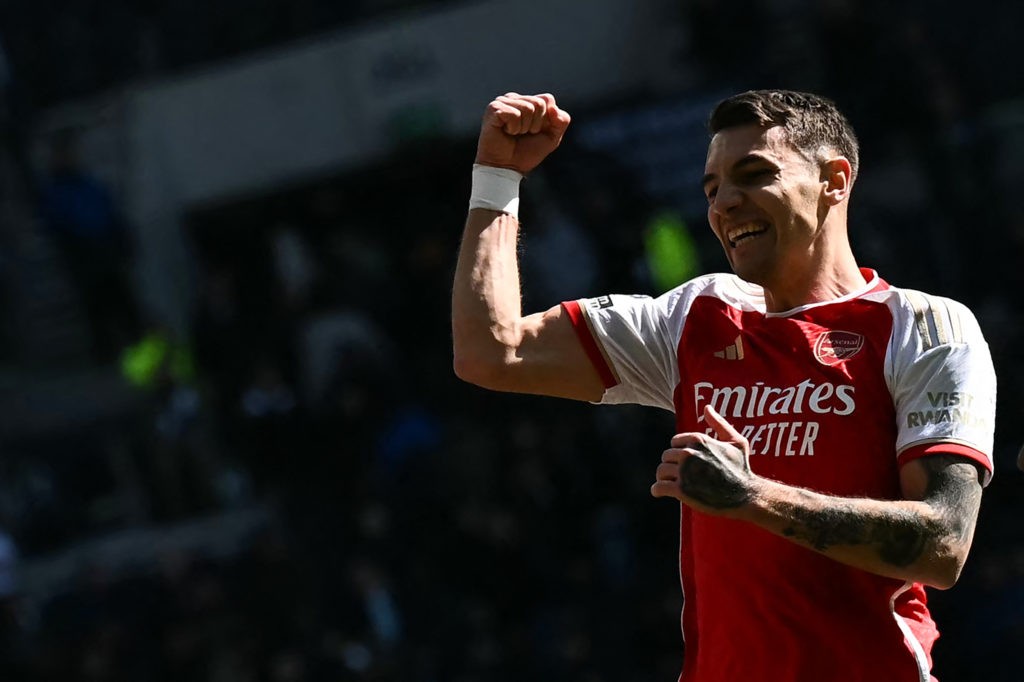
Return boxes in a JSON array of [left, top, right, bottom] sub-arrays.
[[727, 223, 766, 244]]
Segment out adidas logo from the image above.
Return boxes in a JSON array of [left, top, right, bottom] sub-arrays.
[[714, 335, 744, 360]]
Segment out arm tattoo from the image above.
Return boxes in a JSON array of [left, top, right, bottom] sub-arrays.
[[778, 455, 983, 568], [780, 501, 931, 567], [920, 454, 983, 544], [678, 445, 751, 509]]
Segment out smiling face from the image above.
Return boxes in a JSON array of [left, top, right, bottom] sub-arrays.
[[702, 124, 827, 289]]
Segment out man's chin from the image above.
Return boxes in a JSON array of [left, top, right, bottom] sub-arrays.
[[728, 261, 769, 287]]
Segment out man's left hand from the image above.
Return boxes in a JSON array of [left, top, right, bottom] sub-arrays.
[[651, 405, 758, 516]]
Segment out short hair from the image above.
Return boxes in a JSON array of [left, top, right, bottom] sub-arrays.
[[708, 90, 860, 181]]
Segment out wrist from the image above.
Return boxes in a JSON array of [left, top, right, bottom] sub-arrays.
[[469, 164, 523, 219], [736, 475, 775, 522]]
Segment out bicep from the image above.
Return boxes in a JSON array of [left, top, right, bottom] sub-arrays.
[[499, 304, 608, 401]]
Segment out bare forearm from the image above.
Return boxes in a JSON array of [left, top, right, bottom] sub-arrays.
[[451, 208, 525, 378], [450, 207, 605, 399]]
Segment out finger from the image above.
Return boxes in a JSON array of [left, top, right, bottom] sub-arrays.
[[670, 432, 706, 449], [650, 480, 682, 499], [704, 405, 746, 445], [549, 106, 571, 129], [655, 461, 680, 481], [660, 447, 683, 464], [518, 95, 549, 134], [485, 100, 521, 129], [543, 96, 571, 133], [493, 99, 524, 135], [496, 95, 539, 135], [494, 108, 524, 135]]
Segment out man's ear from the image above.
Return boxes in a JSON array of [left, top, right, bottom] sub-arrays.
[[821, 157, 853, 205]]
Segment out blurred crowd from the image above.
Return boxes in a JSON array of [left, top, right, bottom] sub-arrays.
[[0, 0, 1023, 681], [0, 0, 455, 109]]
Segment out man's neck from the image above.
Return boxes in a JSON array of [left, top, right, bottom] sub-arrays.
[[761, 247, 866, 314]]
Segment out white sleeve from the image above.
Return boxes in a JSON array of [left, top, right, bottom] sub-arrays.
[[886, 290, 997, 481], [572, 278, 709, 411]]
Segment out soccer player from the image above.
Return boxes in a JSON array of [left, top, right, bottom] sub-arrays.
[[451, 90, 996, 681]]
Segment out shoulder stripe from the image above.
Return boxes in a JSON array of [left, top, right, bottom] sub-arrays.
[[948, 300, 965, 344], [904, 291, 937, 350], [902, 290, 972, 347], [902, 290, 970, 348], [931, 299, 950, 346]]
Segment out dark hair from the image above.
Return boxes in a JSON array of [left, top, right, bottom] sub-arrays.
[[709, 90, 860, 181]]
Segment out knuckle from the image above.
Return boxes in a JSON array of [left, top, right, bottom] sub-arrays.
[[673, 433, 698, 448]]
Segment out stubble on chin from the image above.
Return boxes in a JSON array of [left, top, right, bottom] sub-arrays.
[[729, 258, 769, 287]]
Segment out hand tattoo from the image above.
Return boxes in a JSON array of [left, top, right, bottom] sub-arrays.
[[678, 444, 751, 509]]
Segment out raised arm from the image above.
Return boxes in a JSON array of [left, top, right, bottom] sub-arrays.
[[652, 405, 984, 589], [452, 93, 604, 401]]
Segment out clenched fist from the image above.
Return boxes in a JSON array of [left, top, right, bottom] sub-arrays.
[[475, 92, 571, 175]]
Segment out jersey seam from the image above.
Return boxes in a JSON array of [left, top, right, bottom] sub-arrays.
[[889, 581, 931, 682], [896, 437, 991, 457], [763, 270, 882, 318]]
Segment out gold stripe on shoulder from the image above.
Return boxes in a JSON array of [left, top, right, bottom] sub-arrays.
[[947, 301, 965, 344], [929, 299, 949, 346], [904, 291, 936, 350]]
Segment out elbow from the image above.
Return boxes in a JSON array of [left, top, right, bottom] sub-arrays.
[[927, 556, 967, 591], [903, 499, 979, 589], [924, 569, 960, 591], [452, 353, 485, 386], [452, 349, 509, 391], [451, 321, 513, 390], [919, 542, 970, 590]]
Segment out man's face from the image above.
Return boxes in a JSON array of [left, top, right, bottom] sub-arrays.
[[702, 124, 825, 288]]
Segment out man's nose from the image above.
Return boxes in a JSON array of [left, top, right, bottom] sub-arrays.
[[710, 182, 743, 217]]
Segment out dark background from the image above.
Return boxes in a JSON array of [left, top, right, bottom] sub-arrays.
[[0, 0, 1021, 680]]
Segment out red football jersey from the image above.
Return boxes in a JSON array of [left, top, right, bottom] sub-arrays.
[[563, 269, 996, 682]]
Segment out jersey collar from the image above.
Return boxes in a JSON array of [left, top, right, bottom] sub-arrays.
[[763, 267, 887, 318]]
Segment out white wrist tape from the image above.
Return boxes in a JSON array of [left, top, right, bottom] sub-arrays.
[[469, 164, 523, 219]]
